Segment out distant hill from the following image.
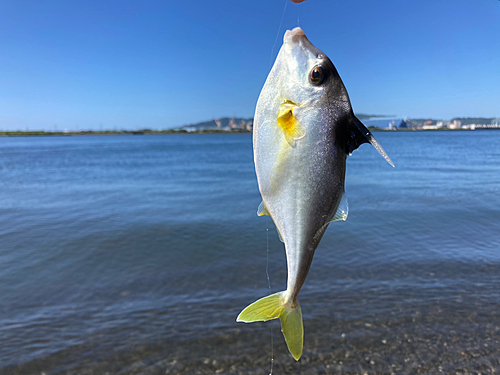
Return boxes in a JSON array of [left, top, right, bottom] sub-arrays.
[[355, 114, 395, 120], [180, 114, 392, 131], [452, 117, 497, 125], [408, 117, 497, 126], [179, 115, 498, 131], [406, 118, 439, 126], [180, 117, 253, 131]]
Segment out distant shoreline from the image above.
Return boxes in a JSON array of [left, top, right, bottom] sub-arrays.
[[0, 130, 240, 137], [1, 127, 498, 137]]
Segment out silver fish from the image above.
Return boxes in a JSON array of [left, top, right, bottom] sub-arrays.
[[237, 27, 393, 360]]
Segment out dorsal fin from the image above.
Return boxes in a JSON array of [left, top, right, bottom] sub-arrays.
[[346, 115, 394, 167]]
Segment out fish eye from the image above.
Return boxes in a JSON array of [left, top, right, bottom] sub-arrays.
[[310, 66, 325, 85]]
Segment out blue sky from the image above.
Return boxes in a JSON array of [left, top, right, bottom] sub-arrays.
[[0, 0, 499, 131]]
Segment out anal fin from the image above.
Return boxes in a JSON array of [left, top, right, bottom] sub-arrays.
[[330, 190, 349, 222], [257, 202, 284, 242], [276, 228, 284, 243], [257, 201, 269, 216]]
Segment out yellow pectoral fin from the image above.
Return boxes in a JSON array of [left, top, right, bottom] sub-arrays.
[[277, 102, 305, 147]]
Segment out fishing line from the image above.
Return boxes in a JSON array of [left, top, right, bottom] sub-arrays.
[[265, 225, 271, 291], [265, 222, 274, 375], [266, 2, 287, 370], [269, 0, 288, 71], [296, 3, 300, 26]]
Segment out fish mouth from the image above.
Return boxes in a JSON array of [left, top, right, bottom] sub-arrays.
[[282, 27, 316, 65], [283, 27, 306, 44]]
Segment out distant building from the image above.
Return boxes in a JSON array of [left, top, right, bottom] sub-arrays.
[[422, 124, 439, 130], [362, 118, 407, 130]]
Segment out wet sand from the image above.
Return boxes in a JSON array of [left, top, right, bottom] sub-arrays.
[[4, 303, 500, 375]]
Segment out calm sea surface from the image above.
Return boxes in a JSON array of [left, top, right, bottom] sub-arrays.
[[1, 132, 500, 374]]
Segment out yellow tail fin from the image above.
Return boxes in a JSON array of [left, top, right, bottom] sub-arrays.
[[236, 292, 304, 360]]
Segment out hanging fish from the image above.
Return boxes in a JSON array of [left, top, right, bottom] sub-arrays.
[[237, 27, 393, 360]]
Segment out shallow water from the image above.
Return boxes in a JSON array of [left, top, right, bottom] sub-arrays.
[[1, 131, 500, 374]]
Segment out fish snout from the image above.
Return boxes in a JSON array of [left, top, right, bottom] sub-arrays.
[[284, 27, 306, 44]]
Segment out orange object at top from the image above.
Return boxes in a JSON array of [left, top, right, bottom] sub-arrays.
[[290, 0, 306, 3]]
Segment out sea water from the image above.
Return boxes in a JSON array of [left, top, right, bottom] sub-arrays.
[[1, 131, 499, 374]]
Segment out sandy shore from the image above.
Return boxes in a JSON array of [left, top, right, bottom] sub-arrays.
[[4, 305, 500, 375]]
